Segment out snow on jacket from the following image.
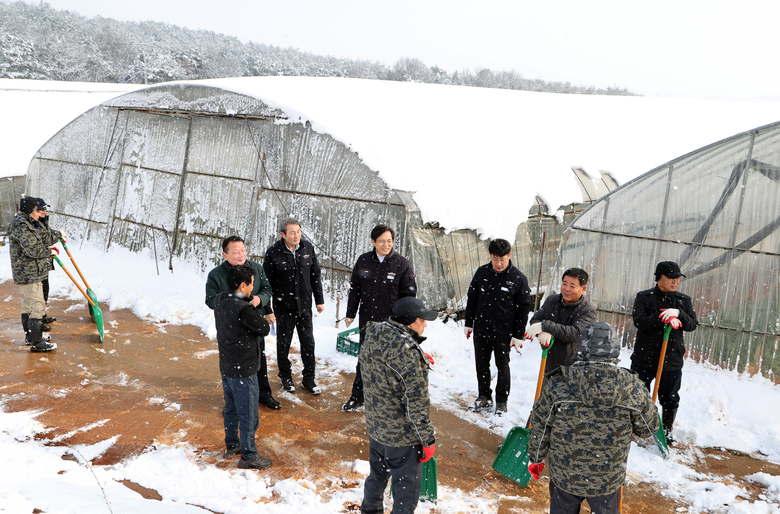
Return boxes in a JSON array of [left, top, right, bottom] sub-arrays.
[[630, 285, 698, 372], [262, 239, 324, 315], [8, 212, 62, 285], [464, 261, 532, 342], [529, 293, 597, 374], [213, 290, 270, 378], [346, 250, 416, 329], [205, 259, 272, 311], [360, 319, 435, 448], [528, 361, 659, 497]]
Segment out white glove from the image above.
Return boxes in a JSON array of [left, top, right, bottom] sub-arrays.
[[510, 337, 523, 352], [464, 327, 473, 339], [538, 332, 553, 347], [526, 322, 543, 339], [59, 230, 68, 243], [669, 318, 682, 329], [659, 309, 680, 322]]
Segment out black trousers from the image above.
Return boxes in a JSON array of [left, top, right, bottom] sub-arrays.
[[257, 337, 273, 401], [473, 334, 512, 403], [275, 311, 316, 381], [631, 362, 682, 410], [361, 438, 422, 514], [351, 328, 366, 399], [550, 480, 622, 514]]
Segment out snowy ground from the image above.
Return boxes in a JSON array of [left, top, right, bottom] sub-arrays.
[[1, 245, 780, 513]]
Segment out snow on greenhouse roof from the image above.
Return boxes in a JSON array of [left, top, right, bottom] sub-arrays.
[[0, 79, 139, 178], [187, 76, 780, 240]]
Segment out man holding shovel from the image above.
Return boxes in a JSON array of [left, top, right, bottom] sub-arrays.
[[527, 322, 659, 513], [630, 261, 698, 445], [8, 197, 64, 352]]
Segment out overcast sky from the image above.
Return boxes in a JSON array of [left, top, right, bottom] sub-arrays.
[[26, 0, 780, 101]]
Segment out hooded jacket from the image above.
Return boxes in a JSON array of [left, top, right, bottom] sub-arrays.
[[631, 285, 698, 371], [359, 319, 434, 448], [528, 361, 659, 497]]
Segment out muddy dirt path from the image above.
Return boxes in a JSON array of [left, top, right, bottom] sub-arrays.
[[1, 280, 777, 513]]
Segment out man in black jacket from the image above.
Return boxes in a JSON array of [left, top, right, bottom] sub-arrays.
[[464, 239, 532, 415], [630, 261, 698, 444], [206, 235, 280, 410], [263, 218, 325, 395], [213, 263, 273, 469], [341, 224, 417, 412], [525, 268, 597, 378]]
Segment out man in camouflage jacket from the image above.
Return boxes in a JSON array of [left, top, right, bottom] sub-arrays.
[[528, 322, 659, 513], [9, 197, 63, 352], [359, 297, 437, 514]]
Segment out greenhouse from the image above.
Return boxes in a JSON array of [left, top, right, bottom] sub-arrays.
[[551, 122, 780, 379], [21, 77, 780, 318]]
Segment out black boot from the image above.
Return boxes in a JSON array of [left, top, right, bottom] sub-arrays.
[[42, 314, 56, 324], [662, 407, 678, 445], [29, 318, 56, 352], [22, 313, 31, 345]]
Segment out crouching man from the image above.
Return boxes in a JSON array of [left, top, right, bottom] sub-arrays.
[[359, 297, 437, 514], [527, 322, 659, 514], [213, 263, 273, 469]]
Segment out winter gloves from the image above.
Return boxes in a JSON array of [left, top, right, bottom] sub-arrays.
[[510, 337, 523, 352], [528, 462, 544, 480], [538, 332, 553, 347], [660, 308, 682, 329], [420, 445, 436, 463], [464, 327, 472, 339], [526, 322, 543, 339]]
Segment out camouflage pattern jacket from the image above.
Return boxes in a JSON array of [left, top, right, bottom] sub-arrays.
[[528, 361, 659, 497], [359, 319, 435, 448], [8, 213, 62, 285]]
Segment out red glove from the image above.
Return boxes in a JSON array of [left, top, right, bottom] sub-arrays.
[[420, 445, 435, 463], [669, 318, 682, 329], [528, 462, 544, 480], [424, 353, 434, 366], [464, 327, 473, 339], [50, 246, 59, 255]]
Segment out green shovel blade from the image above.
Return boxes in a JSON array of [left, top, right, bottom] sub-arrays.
[[420, 456, 438, 503], [653, 412, 670, 458], [492, 426, 532, 487]]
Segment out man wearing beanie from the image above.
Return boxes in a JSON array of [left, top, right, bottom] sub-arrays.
[[359, 296, 437, 514], [8, 196, 65, 352], [630, 260, 698, 445], [527, 322, 659, 513]]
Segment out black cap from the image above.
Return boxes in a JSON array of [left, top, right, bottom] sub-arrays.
[[392, 297, 438, 321], [35, 198, 50, 210], [655, 261, 685, 280]]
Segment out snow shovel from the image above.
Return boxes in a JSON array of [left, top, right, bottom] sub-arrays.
[[492, 337, 555, 487], [389, 456, 437, 503], [60, 239, 99, 319], [650, 324, 673, 459], [51, 252, 104, 343]]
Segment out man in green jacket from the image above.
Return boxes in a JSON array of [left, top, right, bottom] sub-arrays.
[[528, 322, 659, 513], [359, 297, 437, 514], [9, 197, 63, 352], [206, 235, 279, 410]]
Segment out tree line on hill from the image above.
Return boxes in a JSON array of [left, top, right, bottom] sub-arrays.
[[0, 1, 634, 96]]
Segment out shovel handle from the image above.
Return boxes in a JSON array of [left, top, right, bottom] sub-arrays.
[[52, 254, 95, 307], [60, 238, 92, 291], [528, 336, 555, 429], [652, 324, 673, 403]]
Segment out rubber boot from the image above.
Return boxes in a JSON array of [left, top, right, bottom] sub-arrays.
[[42, 314, 56, 324], [662, 407, 678, 445], [29, 318, 56, 352], [22, 313, 31, 345]]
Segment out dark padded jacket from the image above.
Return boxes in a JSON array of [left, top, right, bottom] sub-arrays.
[[630, 285, 698, 372], [213, 290, 271, 378], [262, 239, 324, 315], [360, 319, 434, 447], [205, 259, 272, 311], [346, 250, 416, 329], [465, 262, 532, 343], [530, 293, 597, 374], [8, 213, 62, 285]]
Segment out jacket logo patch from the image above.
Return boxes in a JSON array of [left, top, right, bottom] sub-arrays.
[[387, 272, 396, 280]]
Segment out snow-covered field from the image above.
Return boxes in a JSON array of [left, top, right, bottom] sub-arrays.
[[1, 246, 780, 513]]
